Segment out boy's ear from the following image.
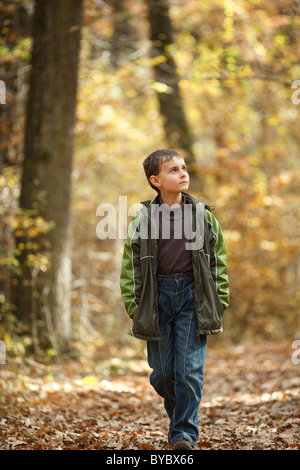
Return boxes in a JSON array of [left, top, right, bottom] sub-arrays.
[[149, 175, 161, 189]]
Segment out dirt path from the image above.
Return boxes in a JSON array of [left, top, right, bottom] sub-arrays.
[[0, 340, 299, 450]]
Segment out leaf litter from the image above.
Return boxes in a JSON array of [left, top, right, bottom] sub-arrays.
[[0, 340, 299, 450]]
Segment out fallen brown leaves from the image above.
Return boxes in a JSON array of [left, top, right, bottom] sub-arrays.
[[0, 340, 299, 450]]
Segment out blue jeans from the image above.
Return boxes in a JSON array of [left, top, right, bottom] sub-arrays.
[[147, 273, 206, 447]]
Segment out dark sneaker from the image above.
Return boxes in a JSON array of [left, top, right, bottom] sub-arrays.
[[172, 439, 193, 450]]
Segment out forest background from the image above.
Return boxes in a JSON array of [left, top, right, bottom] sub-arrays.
[[0, 0, 300, 368]]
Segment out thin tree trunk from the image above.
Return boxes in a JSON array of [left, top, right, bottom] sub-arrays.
[[105, 0, 134, 68], [14, 0, 83, 352], [146, 0, 195, 164]]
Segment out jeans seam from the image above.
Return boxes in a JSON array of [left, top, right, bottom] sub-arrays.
[[158, 341, 174, 415], [179, 308, 193, 442]]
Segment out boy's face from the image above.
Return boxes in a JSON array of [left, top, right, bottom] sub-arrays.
[[150, 156, 190, 195]]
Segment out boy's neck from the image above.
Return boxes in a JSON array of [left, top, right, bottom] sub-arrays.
[[159, 191, 183, 207]]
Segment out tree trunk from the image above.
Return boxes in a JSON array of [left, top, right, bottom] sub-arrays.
[[146, 0, 195, 164], [102, 0, 134, 68], [0, 2, 32, 170], [14, 0, 83, 352]]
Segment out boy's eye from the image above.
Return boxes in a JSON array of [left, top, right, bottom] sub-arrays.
[[170, 166, 187, 173]]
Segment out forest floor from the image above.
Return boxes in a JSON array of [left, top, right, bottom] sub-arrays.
[[0, 339, 299, 451]]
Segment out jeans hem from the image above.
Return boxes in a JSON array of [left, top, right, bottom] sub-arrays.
[[170, 433, 195, 448]]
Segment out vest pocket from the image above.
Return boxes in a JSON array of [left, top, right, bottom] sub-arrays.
[[195, 251, 224, 332], [132, 256, 161, 340]]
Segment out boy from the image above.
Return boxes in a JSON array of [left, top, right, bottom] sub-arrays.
[[120, 149, 229, 450]]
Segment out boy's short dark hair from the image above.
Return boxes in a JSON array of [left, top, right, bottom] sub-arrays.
[[143, 149, 183, 193]]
